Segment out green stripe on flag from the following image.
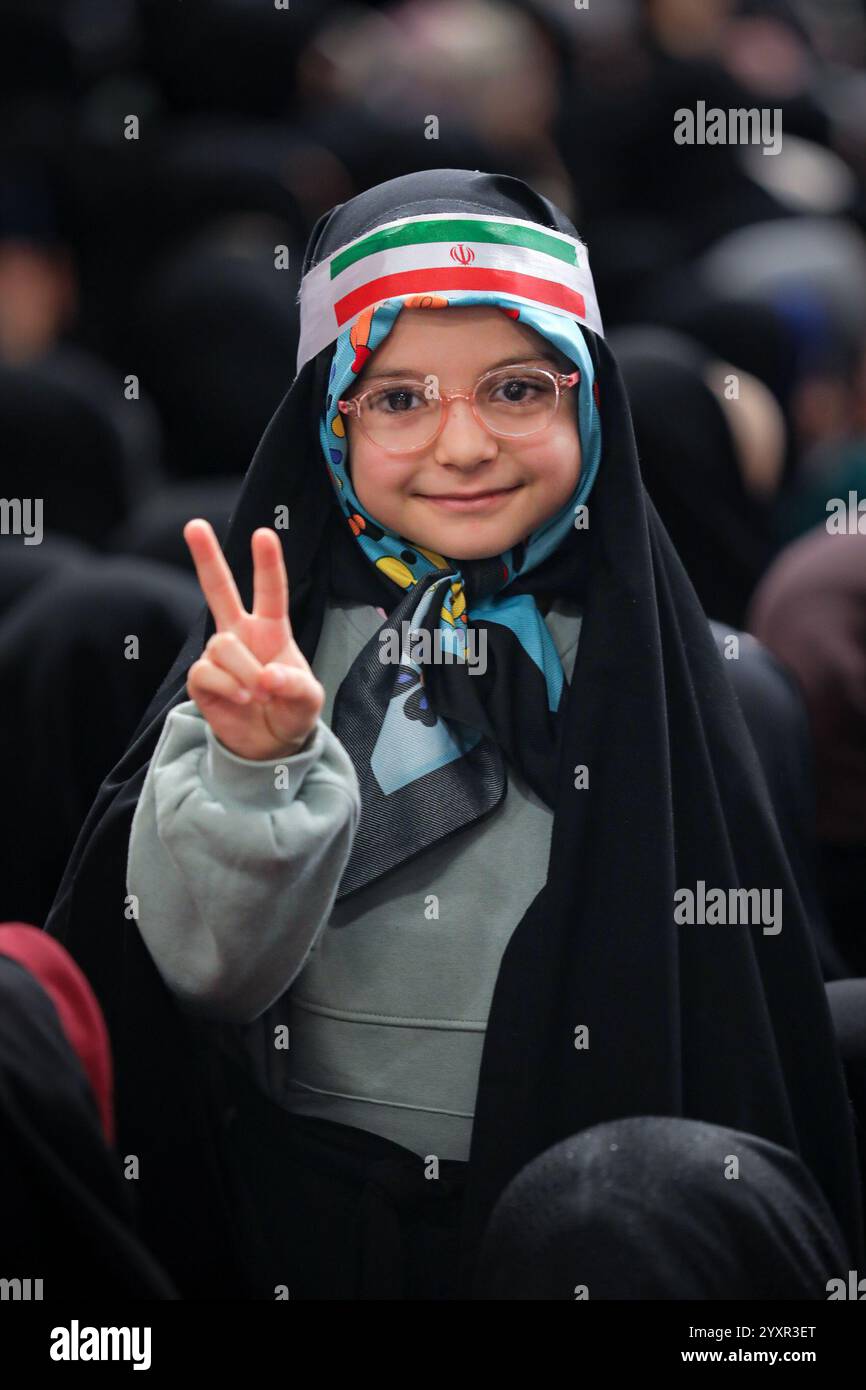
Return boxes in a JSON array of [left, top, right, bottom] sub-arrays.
[[330, 218, 577, 277]]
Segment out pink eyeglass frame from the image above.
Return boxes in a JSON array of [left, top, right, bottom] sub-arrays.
[[337, 364, 581, 454]]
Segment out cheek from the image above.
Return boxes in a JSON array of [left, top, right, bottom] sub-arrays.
[[346, 433, 378, 489], [514, 423, 581, 492], [347, 435, 412, 500]]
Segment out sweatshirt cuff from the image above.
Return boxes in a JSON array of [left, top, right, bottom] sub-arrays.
[[203, 718, 325, 808]]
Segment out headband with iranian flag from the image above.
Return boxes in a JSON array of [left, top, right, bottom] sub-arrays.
[[295, 211, 604, 373]]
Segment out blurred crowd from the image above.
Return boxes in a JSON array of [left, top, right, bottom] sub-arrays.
[[1, 0, 866, 979]]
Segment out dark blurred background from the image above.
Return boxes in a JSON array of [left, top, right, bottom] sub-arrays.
[[1, 0, 865, 973]]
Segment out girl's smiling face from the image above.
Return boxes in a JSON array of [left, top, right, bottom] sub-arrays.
[[343, 306, 582, 560]]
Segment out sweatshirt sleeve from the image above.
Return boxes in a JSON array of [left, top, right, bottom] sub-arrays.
[[126, 699, 361, 1025]]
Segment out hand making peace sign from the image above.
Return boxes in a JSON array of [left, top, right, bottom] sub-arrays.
[[184, 519, 324, 761]]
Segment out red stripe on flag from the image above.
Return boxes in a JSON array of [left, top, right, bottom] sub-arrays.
[[334, 268, 586, 326]]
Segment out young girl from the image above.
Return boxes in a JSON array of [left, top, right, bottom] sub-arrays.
[[47, 169, 862, 1300]]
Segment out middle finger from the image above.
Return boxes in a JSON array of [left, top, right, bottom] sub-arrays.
[[251, 528, 290, 623]]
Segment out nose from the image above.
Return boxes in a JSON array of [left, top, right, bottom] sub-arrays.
[[432, 395, 499, 469]]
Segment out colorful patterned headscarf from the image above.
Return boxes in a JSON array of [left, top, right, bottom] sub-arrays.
[[319, 291, 602, 718]]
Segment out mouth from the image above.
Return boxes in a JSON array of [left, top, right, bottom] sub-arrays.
[[418, 484, 523, 512]]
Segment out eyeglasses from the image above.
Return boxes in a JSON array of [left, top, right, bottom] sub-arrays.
[[337, 363, 580, 454]]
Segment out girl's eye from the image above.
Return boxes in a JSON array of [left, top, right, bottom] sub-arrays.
[[488, 375, 554, 407], [368, 385, 426, 414]]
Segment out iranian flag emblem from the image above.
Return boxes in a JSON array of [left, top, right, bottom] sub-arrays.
[[296, 211, 603, 371]]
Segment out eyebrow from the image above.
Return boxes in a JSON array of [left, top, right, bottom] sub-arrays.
[[360, 353, 564, 382]]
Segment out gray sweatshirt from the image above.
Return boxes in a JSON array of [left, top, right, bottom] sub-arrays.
[[127, 597, 582, 1160]]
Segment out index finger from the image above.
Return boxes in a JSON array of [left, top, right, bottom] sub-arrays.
[[183, 518, 246, 630], [251, 528, 290, 622]]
